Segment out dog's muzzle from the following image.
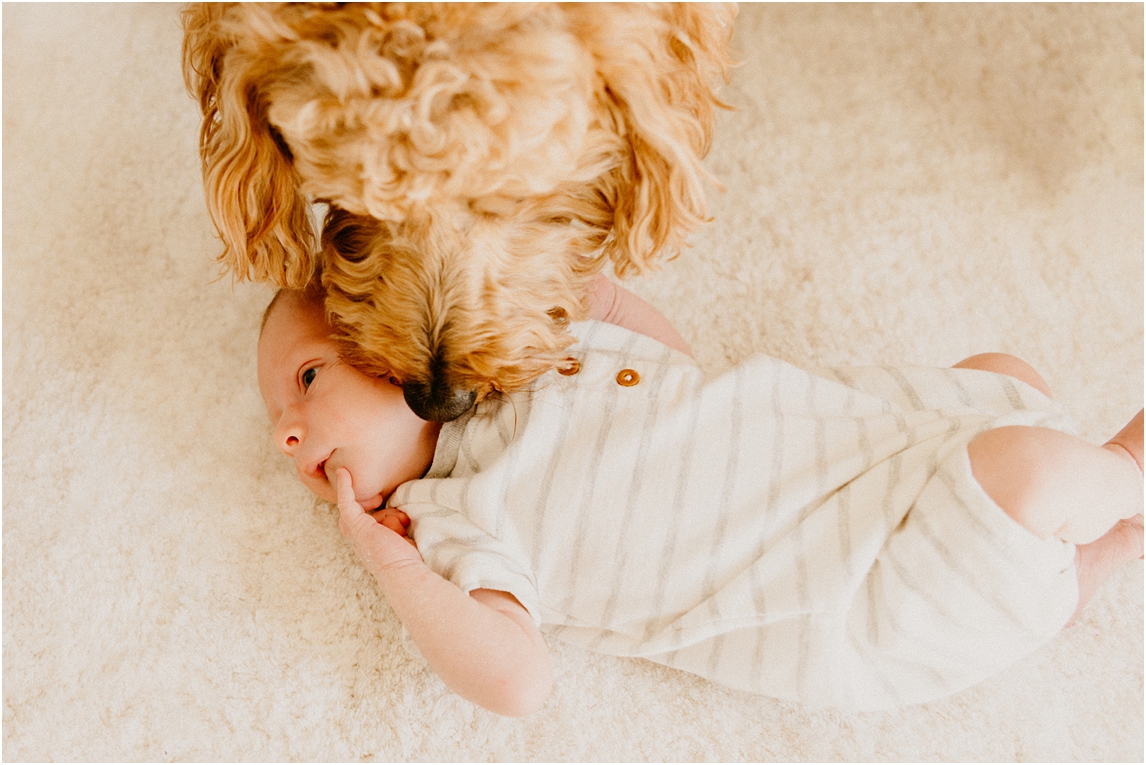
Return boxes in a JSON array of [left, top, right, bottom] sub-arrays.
[[403, 379, 477, 423]]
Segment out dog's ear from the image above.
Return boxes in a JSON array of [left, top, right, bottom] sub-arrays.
[[591, 4, 736, 277], [181, 4, 315, 288]]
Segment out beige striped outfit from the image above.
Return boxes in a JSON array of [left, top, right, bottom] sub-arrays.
[[390, 320, 1079, 710]]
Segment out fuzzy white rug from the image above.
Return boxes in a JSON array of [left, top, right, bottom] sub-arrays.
[[4, 4, 1142, 761]]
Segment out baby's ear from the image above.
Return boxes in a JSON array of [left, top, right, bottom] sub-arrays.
[[182, 3, 317, 288]]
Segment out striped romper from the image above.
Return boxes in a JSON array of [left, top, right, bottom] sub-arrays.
[[389, 320, 1079, 710]]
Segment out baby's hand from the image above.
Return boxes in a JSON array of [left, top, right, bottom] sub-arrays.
[[371, 506, 416, 547], [335, 468, 422, 573]]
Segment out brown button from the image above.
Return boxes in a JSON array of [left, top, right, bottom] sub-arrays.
[[557, 357, 581, 376], [616, 368, 640, 386]]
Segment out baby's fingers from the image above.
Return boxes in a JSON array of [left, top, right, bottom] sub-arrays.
[[335, 468, 371, 538], [376, 512, 409, 537], [335, 467, 357, 510], [336, 470, 417, 548]]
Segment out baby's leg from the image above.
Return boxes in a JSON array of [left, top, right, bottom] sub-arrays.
[[1067, 412, 1144, 623], [953, 352, 1141, 622], [1069, 513, 1142, 625], [952, 352, 1052, 397], [954, 353, 1140, 540], [967, 412, 1143, 544], [955, 355, 1142, 620], [969, 410, 1143, 623], [1104, 405, 1144, 471]]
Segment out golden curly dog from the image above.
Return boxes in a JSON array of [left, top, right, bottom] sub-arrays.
[[183, 3, 735, 421]]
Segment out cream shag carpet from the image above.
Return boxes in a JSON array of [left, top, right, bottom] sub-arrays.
[[4, 4, 1142, 761]]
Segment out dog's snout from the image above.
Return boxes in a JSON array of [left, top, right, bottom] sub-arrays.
[[403, 378, 478, 423]]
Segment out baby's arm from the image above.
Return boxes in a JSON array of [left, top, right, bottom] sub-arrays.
[[587, 273, 693, 357], [335, 469, 552, 717]]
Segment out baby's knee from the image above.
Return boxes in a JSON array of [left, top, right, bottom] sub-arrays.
[[953, 353, 1052, 398], [967, 426, 1067, 539]]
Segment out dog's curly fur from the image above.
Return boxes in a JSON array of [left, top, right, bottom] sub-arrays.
[[183, 2, 735, 421]]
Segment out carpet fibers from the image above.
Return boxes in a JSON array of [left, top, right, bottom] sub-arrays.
[[4, 4, 1142, 761]]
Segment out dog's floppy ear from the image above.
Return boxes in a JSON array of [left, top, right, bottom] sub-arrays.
[[181, 3, 315, 288], [592, 3, 736, 277]]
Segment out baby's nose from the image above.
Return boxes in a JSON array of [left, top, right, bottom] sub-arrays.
[[274, 416, 304, 455]]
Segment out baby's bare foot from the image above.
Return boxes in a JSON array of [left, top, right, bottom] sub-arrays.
[[1068, 513, 1143, 626]]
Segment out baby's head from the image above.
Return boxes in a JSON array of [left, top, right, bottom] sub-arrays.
[[257, 289, 442, 509]]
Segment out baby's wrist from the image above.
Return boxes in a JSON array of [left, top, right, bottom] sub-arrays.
[[366, 547, 426, 590]]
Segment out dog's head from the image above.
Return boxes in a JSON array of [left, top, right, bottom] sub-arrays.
[[319, 204, 603, 420], [183, 2, 734, 420]]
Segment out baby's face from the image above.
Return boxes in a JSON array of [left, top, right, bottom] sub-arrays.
[[257, 292, 441, 509]]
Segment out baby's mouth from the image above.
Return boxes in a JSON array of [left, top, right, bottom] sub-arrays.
[[308, 453, 333, 484]]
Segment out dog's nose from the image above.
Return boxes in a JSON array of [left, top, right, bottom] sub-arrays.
[[403, 379, 477, 422]]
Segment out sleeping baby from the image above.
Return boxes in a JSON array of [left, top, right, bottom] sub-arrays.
[[256, 284, 1142, 717]]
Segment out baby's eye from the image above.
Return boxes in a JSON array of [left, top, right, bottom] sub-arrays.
[[301, 367, 317, 390]]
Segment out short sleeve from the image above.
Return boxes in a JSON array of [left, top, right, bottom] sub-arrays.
[[402, 501, 542, 628]]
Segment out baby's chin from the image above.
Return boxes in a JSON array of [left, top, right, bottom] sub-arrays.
[[318, 462, 388, 510], [356, 492, 386, 511]]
